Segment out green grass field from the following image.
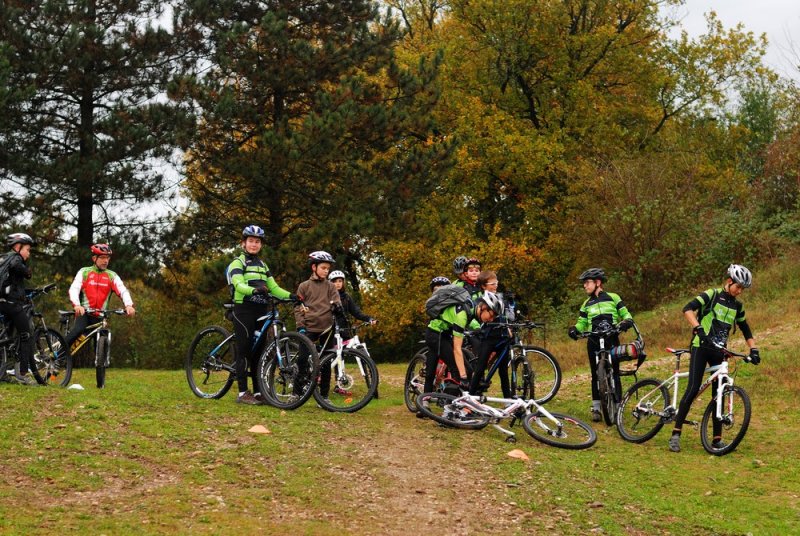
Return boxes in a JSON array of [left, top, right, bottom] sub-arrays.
[[2, 258, 799, 534]]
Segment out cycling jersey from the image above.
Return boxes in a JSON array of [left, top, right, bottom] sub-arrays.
[[69, 266, 133, 310], [574, 291, 632, 333], [226, 253, 290, 305], [682, 288, 752, 348], [427, 303, 470, 338]]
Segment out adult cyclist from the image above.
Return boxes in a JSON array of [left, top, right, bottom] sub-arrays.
[[0, 233, 37, 385], [66, 243, 135, 355]]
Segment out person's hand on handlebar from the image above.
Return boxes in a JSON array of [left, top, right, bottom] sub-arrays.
[[73, 304, 86, 317], [125, 305, 136, 316]]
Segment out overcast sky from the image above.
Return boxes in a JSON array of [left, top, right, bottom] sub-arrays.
[[673, 1, 800, 80]]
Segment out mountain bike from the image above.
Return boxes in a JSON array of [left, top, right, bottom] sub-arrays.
[[60, 308, 127, 388], [579, 322, 646, 426], [0, 283, 69, 386], [403, 340, 477, 413], [186, 298, 319, 410], [616, 345, 752, 456], [312, 314, 378, 413], [415, 390, 596, 450]]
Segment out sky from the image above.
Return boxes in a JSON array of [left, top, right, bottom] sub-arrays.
[[672, 0, 800, 80]]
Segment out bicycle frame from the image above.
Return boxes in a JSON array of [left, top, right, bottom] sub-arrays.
[[318, 317, 371, 389], [444, 392, 562, 441]]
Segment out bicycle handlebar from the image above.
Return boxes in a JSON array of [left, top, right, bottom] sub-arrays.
[[25, 283, 57, 299], [579, 325, 622, 339]]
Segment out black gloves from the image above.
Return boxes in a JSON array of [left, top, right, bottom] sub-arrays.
[[693, 325, 709, 345], [749, 348, 760, 365], [618, 319, 634, 332], [568, 326, 579, 341], [289, 293, 302, 304], [252, 286, 267, 296]]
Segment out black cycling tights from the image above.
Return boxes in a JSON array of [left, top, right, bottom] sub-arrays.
[[423, 329, 462, 394], [673, 346, 724, 437]]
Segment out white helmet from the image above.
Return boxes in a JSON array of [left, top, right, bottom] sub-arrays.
[[328, 270, 346, 281], [727, 264, 752, 288], [478, 291, 504, 316], [308, 251, 335, 266]]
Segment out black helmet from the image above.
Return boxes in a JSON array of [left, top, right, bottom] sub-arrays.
[[429, 276, 451, 290], [7, 232, 35, 248], [579, 267, 606, 283]]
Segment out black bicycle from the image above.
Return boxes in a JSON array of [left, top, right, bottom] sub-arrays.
[[60, 308, 127, 388]]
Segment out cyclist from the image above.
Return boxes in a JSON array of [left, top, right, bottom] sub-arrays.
[[294, 251, 341, 402], [328, 270, 376, 339], [420, 290, 503, 414], [668, 264, 760, 453], [567, 267, 634, 422], [429, 276, 451, 294], [0, 233, 37, 385], [66, 243, 135, 362], [452, 256, 482, 298], [226, 225, 298, 405]]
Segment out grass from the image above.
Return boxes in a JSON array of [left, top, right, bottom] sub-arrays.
[[1, 255, 799, 534]]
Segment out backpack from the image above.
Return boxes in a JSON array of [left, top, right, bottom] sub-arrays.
[[425, 285, 474, 320], [0, 252, 15, 296]]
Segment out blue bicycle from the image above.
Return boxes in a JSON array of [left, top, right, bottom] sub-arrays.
[[186, 297, 319, 409]]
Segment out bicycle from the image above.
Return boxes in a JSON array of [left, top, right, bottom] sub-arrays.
[[415, 390, 597, 449], [59, 308, 127, 388], [616, 345, 752, 456], [579, 322, 646, 426], [312, 314, 379, 413], [403, 339, 478, 413], [186, 297, 319, 410]]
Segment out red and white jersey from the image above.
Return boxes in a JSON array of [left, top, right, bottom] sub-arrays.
[[68, 266, 133, 311]]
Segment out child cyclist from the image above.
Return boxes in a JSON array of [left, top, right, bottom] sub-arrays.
[[226, 225, 298, 405], [328, 270, 376, 338], [452, 256, 482, 298], [567, 268, 634, 422], [429, 276, 451, 294], [668, 264, 760, 453]]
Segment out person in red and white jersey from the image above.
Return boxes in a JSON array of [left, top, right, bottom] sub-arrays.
[[65, 243, 135, 351]]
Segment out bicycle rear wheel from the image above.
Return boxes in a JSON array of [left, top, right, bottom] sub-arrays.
[[30, 328, 71, 386], [257, 331, 319, 410], [522, 411, 597, 449], [512, 346, 562, 404], [186, 325, 236, 399], [415, 392, 491, 430], [617, 378, 669, 443], [314, 349, 378, 413], [403, 349, 427, 413], [700, 385, 751, 456], [596, 359, 616, 426]]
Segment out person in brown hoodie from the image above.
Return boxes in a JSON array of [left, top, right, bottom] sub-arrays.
[[294, 250, 341, 400]]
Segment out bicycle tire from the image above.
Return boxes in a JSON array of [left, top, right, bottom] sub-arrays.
[[596, 358, 615, 426], [95, 334, 109, 388], [0, 343, 9, 382], [616, 378, 669, 443], [313, 348, 378, 413], [257, 331, 319, 410], [403, 349, 427, 413], [30, 328, 71, 386], [511, 346, 562, 404], [415, 392, 491, 430], [186, 325, 236, 399], [700, 385, 751, 456], [522, 411, 597, 449]]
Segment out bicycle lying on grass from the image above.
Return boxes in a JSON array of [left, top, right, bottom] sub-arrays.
[[616, 346, 752, 456], [186, 297, 319, 409], [59, 307, 127, 388], [415, 390, 596, 449]]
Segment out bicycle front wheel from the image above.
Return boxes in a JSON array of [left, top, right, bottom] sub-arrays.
[[700, 385, 751, 456], [314, 349, 378, 413], [186, 325, 236, 399], [257, 331, 319, 410], [617, 378, 669, 443], [415, 392, 491, 430], [522, 411, 597, 449], [31, 328, 71, 386], [512, 346, 562, 404], [95, 334, 109, 388], [596, 359, 616, 426], [403, 349, 427, 413]]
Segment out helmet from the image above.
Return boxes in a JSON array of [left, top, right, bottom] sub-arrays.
[[328, 270, 346, 281], [6, 232, 35, 248], [429, 276, 451, 290], [90, 243, 113, 256], [308, 250, 335, 266], [727, 264, 752, 288], [478, 291, 504, 316], [452, 256, 468, 275], [578, 267, 606, 282], [242, 225, 265, 239]]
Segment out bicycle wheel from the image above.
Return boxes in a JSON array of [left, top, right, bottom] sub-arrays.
[[700, 385, 751, 456], [511, 346, 562, 404], [257, 331, 319, 410], [415, 392, 491, 430], [403, 349, 427, 413], [0, 343, 9, 382], [596, 358, 615, 426], [522, 411, 597, 449], [95, 334, 109, 388], [313, 348, 378, 413], [617, 378, 670, 443], [186, 325, 236, 399], [30, 328, 71, 386]]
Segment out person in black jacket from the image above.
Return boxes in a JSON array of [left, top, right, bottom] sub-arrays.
[[0, 233, 37, 385], [328, 270, 376, 339]]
